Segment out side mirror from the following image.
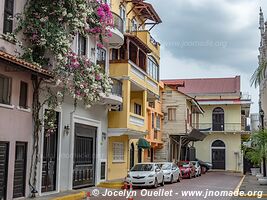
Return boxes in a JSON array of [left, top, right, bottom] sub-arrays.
[[155, 168, 160, 172]]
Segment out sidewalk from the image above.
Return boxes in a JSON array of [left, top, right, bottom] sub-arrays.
[[232, 174, 267, 200], [24, 187, 113, 200]]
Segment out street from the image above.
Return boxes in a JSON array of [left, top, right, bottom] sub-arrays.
[[89, 172, 244, 200]]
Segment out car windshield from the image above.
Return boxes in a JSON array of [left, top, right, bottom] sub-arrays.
[[131, 164, 154, 171], [161, 164, 171, 170]]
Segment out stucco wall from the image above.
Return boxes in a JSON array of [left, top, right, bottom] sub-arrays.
[[194, 133, 243, 172], [0, 64, 33, 199]]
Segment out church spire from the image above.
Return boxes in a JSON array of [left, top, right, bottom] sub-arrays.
[[259, 7, 265, 36]]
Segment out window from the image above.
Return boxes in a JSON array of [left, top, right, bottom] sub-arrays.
[[152, 113, 154, 128], [131, 18, 138, 31], [0, 74, 11, 104], [156, 115, 161, 130], [134, 103, 142, 115], [77, 34, 86, 56], [120, 6, 126, 32], [3, 0, 14, 34], [113, 142, 124, 162], [148, 57, 159, 81], [168, 108, 176, 121], [111, 49, 119, 60], [19, 81, 28, 108], [97, 47, 107, 73]]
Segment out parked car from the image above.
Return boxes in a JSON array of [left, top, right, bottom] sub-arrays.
[[126, 163, 164, 188], [195, 158, 213, 173], [178, 161, 196, 179], [159, 162, 181, 183], [191, 161, 201, 176]]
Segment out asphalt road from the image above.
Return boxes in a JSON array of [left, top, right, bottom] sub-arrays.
[[89, 172, 246, 200]]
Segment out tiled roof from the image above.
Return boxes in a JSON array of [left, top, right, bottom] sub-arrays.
[[162, 76, 240, 95], [0, 50, 52, 77]]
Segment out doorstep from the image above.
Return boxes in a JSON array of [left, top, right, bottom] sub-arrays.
[[97, 178, 124, 189]]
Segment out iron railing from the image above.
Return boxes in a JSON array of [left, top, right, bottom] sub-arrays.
[[111, 78, 122, 97], [192, 123, 244, 132], [112, 12, 124, 34]]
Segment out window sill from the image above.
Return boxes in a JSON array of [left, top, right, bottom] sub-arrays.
[[17, 106, 31, 113], [112, 160, 125, 163], [0, 103, 15, 109]]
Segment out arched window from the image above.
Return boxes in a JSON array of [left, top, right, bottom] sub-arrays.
[[211, 140, 225, 147], [212, 107, 224, 131]]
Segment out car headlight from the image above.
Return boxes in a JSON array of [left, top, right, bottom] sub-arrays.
[[148, 174, 155, 177]]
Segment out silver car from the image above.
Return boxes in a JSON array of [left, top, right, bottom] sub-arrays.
[[160, 162, 181, 183], [126, 163, 164, 188]]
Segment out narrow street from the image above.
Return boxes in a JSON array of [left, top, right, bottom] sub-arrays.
[[89, 172, 243, 200]]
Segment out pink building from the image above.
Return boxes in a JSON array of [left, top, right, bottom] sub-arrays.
[[0, 51, 51, 200]]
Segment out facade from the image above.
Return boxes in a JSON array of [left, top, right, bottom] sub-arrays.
[[158, 82, 205, 163], [143, 81, 164, 162], [107, 0, 162, 180], [0, 51, 51, 199], [0, 0, 125, 198], [164, 76, 251, 172]]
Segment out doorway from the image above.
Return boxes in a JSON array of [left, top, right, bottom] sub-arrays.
[[73, 123, 96, 189], [212, 107, 224, 131], [211, 140, 226, 169], [0, 142, 9, 200], [41, 112, 59, 193], [130, 143, 135, 169], [138, 148, 142, 163]]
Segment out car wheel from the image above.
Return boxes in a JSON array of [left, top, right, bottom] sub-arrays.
[[161, 177, 165, 186], [154, 178, 158, 188], [199, 172, 201, 176]]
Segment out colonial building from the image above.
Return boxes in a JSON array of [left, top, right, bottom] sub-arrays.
[[167, 76, 251, 172], [107, 0, 162, 180], [158, 81, 205, 162], [0, 51, 51, 199], [0, 0, 125, 198], [143, 81, 164, 162]]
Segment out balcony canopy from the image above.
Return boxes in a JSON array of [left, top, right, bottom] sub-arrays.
[[137, 138, 151, 149]]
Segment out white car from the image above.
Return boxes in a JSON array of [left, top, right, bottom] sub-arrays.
[[191, 161, 201, 177], [160, 162, 181, 183], [126, 163, 164, 188]]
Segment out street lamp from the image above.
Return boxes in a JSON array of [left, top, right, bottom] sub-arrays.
[[259, 108, 266, 177]]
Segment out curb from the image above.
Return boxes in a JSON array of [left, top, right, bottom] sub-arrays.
[[97, 182, 124, 189], [52, 191, 86, 200]]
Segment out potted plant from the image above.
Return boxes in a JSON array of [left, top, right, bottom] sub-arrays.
[[245, 130, 267, 185]]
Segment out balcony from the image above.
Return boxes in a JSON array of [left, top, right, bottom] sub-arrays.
[[100, 78, 123, 105], [193, 123, 246, 132], [109, 12, 124, 48]]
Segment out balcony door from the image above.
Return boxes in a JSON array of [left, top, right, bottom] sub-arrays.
[[212, 107, 224, 131], [0, 142, 9, 200]]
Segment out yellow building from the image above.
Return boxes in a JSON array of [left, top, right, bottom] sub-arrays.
[[144, 81, 164, 162], [107, 0, 162, 180], [164, 76, 251, 172]]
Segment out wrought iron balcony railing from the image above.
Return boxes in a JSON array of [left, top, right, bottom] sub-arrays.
[[111, 12, 124, 34], [111, 78, 122, 97], [192, 123, 244, 132]]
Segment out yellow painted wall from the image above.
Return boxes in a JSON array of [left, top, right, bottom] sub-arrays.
[[109, 62, 129, 77], [194, 133, 243, 172], [199, 104, 241, 129], [130, 92, 144, 115], [107, 135, 129, 180]]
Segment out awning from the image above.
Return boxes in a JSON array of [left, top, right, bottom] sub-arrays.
[[181, 129, 208, 146], [137, 138, 151, 149]]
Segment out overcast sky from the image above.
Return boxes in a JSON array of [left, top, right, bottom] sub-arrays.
[[147, 0, 267, 113]]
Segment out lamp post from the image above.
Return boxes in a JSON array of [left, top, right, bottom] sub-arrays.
[[260, 108, 266, 177]]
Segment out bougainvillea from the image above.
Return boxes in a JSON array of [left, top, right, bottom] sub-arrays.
[[2, 0, 114, 134]]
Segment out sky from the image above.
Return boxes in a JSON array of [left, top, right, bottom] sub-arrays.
[[147, 0, 267, 113]]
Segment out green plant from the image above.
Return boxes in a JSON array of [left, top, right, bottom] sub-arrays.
[[245, 130, 267, 175], [250, 61, 267, 88]]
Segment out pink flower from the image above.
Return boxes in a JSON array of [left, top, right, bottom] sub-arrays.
[[97, 43, 104, 48]]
